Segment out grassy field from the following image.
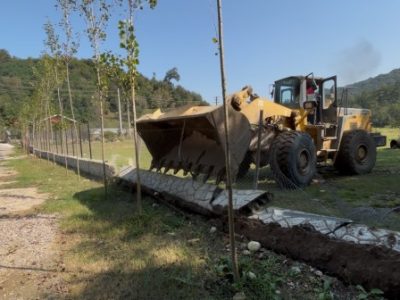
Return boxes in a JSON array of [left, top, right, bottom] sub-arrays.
[[3, 152, 363, 299]]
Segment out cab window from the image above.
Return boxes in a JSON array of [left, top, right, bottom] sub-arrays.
[[274, 77, 301, 108], [322, 79, 336, 109]]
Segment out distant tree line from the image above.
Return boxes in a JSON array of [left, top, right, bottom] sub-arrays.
[[347, 85, 400, 127], [343, 68, 400, 127], [0, 49, 206, 128]]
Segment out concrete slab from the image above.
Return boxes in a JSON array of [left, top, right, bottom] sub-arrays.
[[32, 151, 400, 253], [32, 149, 115, 179], [118, 167, 269, 214]]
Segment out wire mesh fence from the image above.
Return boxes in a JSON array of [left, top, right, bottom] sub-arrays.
[[26, 112, 400, 232]]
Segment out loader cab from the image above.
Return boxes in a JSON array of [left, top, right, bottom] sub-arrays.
[[273, 76, 302, 109], [273, 75, 338, 124]]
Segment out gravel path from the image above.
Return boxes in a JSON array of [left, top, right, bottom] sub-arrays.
[[0, 144, 67, 299]]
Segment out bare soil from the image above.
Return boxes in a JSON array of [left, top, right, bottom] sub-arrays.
[[0, 144, 67, 299], [227, 216, 400, 299], [0, 188, 47, 215]]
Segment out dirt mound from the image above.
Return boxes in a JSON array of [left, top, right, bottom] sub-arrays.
[[225, 217, 400, 299]]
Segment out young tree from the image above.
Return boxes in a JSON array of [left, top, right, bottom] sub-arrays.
[[116, 0, 157, 214], [57, 0, 81, 177], [79, 0, 112, 195], [30, 56, 57, 156], [99, 52, 127, 136], [44, 20, 69, 171]]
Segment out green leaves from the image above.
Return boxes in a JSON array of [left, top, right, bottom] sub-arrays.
[[163, 67, 180, 84], [356, 285, 384, 300], [118, 18, 140, 76]]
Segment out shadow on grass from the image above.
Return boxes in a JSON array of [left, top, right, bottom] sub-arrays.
[[64, 265, 213, 300], [71, 184, 190, 242], [68, 183, 224, 299]]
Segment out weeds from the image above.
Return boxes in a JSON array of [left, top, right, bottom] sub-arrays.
[[356, 285, 384, 300]]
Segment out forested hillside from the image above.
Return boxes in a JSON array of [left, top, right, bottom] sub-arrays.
[[0, 49, 206, 127], [346, 69, 400, 127], [2, 47, 400, 129]]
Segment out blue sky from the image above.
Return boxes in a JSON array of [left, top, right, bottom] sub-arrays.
[[1, 0, 400, 103]]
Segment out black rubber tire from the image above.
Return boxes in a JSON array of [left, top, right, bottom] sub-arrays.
[[335, 130, 376, 175], [236, 151, 253, 179], [390, 140, 399, 149], [270, 131, 317, 188]]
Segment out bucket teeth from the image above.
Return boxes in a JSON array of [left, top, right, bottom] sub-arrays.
[[173, 162, 182, 174], [195, 164, 203, 174], [182, 162, 193, 176], [163, 160, 173, 174], [216, 169, 226, 185], [136, 101, 252, 184], [156, 159, 165, 172], [202, 166, 214, 183]]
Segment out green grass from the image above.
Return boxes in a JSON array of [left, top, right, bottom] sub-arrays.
[[249, 149, 400, 231], [231, 128, 400, 231], [7, 156, 222, 299], [53, 138, 152, 171], [41, 126, 400, 232], [5, 154, 357, 299]]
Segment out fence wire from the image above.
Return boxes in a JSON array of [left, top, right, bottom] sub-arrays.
[[27, 117, 400, 232]]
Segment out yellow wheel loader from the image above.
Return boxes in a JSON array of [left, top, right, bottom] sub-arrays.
[[390, 129, 400, 149], [137, 74, 386, 188]]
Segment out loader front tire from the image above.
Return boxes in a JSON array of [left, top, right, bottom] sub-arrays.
[[335, 130, 376, 175], [270, 131, 316, 188]]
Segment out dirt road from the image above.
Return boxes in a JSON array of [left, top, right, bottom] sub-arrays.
[[0, 144, 67, 299]]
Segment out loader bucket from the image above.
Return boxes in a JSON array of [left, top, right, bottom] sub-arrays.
[[137, 104, 252, 182]]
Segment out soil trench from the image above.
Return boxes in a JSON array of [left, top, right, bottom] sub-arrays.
[[121, 170, 400, 298], [226, 217, 400, 299]]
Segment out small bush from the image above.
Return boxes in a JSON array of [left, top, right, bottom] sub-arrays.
[[104, 131, 119, 142]]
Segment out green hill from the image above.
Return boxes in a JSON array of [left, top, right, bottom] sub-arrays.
[[345, 69, 400, 127], [0, 49, 206, 128]]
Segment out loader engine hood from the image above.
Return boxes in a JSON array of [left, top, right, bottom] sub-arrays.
[[137, 103, 252, 182]]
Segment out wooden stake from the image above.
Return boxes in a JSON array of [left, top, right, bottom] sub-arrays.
[[117, 88, 123, 136], [216, 0, 239, 282], [253, 109, 263, 190], [131, 77, 142, 214]]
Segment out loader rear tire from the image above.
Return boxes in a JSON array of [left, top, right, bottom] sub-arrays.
[[390, 140, 399, 149], [335, 130, 376, 175], [270, 131, 316, 188]]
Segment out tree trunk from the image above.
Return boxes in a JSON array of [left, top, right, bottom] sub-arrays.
[[66, 63, 80, 179]]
